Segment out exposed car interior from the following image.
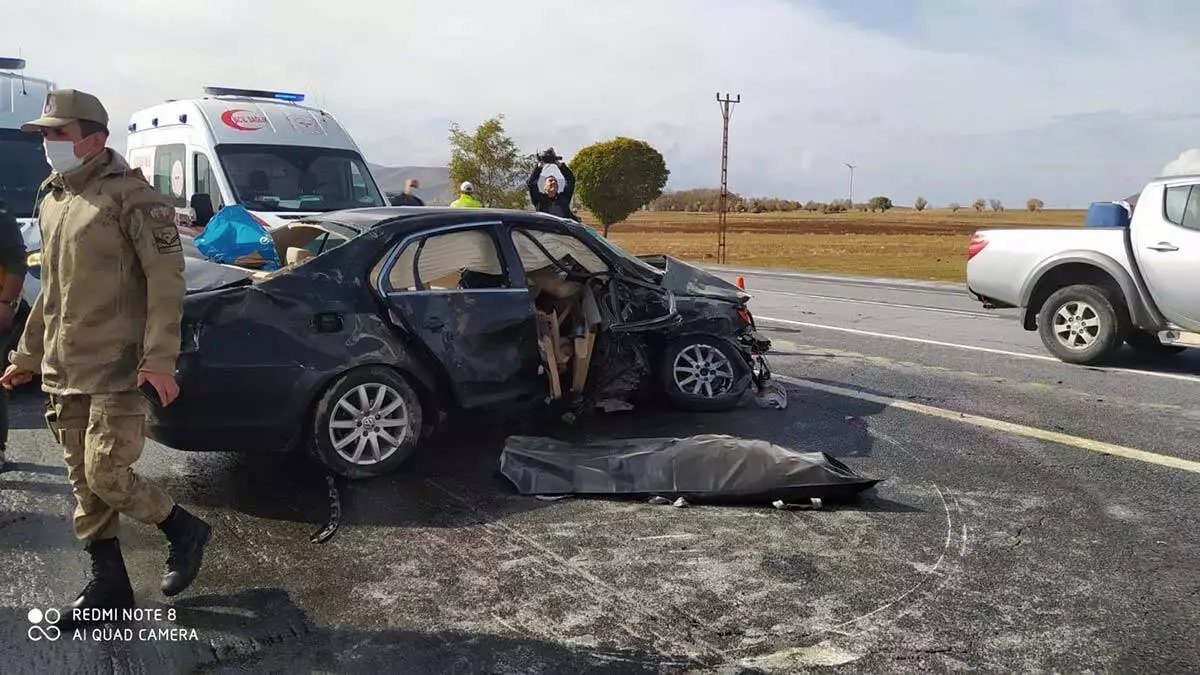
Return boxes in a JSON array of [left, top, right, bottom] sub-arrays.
[[364, 225, 613, 399]]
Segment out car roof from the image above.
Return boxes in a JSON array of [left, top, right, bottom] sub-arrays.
[[298, 206, 579, 233]]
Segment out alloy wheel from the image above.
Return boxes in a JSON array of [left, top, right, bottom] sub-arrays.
[[328, 383, 411, 465]]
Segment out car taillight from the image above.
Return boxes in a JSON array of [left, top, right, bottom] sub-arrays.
[[738, 306, 753, 325], [967, 233, 988, 260]]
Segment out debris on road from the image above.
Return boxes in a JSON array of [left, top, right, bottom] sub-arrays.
[[755, 380, 788, 409], [773, 497, 824, 510], [308, 474, 342, 544], [499, 433, 880, 506]]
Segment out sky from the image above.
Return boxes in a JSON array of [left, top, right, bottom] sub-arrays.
[[4, 0, 1200, 208]]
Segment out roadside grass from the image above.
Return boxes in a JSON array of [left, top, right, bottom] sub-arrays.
[[579, 208, 1087, 283]]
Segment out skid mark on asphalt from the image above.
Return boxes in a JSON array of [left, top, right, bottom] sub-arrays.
[[776, 375, 1200, 475], [421, 478, 728, 664], [758, 316, 1200, 385]]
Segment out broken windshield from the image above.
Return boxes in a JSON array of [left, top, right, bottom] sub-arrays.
[[216, 143, 386, 213], [0, 129, 51, 218]]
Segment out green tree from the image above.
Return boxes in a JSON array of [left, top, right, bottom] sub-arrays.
[[570, 137, 669, 236], [868, 196, 893, 212], [447, 114, 528, 209]]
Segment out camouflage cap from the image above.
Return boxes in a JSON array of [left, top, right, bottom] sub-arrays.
[[21, 89, 109, 132]]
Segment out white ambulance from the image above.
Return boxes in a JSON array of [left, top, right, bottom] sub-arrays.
[[0, 58, 54, 308], [124, 86, 389, 230]]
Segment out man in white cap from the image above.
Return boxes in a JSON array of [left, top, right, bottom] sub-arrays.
[[450, 181, 482, 208]]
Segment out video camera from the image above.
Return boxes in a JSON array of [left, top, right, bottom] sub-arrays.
[[537, 147, 562, 164]]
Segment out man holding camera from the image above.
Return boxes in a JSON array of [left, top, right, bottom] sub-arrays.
[[526, 148, 577, 220]]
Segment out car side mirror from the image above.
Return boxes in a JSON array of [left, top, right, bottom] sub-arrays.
[[190, 193, 215, 228]]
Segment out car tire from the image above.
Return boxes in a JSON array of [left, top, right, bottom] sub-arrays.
[[1125, 329, 1187, 358], [308, 365, 424, 480], [659, 334, 751, 412], [1036, 284, 1129, 365]]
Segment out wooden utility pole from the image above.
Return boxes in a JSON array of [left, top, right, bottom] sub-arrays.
[[717, 93, 740, 265]]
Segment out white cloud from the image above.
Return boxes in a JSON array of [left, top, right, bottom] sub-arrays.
[[3, 0, 1199, 207], [1161, 149, 1200, 177]]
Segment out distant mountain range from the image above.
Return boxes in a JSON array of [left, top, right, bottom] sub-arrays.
[[368, 164, 452, 205]]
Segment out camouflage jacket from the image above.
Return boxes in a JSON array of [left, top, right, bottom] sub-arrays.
[[9, 148, 186, 395]]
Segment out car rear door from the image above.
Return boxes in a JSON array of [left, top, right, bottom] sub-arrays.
[[375, 221, 546, 409], [1131, 181, 1200, 329]]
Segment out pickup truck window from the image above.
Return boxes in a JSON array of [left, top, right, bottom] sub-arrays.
[[1163, 185, 1200, 229]]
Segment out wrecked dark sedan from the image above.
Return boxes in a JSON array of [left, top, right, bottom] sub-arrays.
[[146, 207, 776, 478]]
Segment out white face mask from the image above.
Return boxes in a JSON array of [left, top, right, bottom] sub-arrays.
[[44, 140, 83, 173]]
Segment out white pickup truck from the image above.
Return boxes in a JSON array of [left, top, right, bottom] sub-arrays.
[[966, 173, 1200, 365]]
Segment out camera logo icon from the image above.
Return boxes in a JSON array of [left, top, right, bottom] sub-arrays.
[[27, 608, 61, 641]]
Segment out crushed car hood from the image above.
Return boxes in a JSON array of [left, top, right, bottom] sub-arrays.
[[639, 255, 749, 303], [499, 433, 880, 504]]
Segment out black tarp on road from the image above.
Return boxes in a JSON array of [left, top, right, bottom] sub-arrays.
[[498, 434, 881, 505]]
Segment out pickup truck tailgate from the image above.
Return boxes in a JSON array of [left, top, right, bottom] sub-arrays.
[[966, 227, 1131, 308]]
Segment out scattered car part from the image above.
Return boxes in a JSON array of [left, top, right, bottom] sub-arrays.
[[309, 474, 342, 544]]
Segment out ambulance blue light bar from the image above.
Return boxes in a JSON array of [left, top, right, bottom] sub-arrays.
[[0, 57, 26, 71], [202, 86, 305, 102]]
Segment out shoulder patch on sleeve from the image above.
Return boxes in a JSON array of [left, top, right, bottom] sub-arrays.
[[152, 225, 183, 254], [149, 204, 176, 222]]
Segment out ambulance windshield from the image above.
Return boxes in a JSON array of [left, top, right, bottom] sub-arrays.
[[216, 144, 385, 212], [0, 129, 51, 218]]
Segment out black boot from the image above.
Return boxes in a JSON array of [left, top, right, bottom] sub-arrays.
[[157, 504, 211, 597], [58, 538, 136, 629]]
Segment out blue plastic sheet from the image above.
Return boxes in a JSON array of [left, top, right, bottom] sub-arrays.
[[194, 205, 282, 270]]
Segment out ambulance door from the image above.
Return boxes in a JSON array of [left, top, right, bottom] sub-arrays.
[[191, 149, 224, 228]]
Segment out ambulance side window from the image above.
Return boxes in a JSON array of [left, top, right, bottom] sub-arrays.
[[152, 144, 187, 208], [349, 164, 369, 202], [193, 153, 221, 211]]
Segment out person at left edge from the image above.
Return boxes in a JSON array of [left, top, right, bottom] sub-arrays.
[[0, 198, 27, 472], [0, 89, 212, 626]]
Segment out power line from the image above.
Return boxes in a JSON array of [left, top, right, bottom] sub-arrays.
[[716, 93, 740, 265]]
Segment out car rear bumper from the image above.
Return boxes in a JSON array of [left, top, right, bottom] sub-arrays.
[[146, 419, 298, 454]]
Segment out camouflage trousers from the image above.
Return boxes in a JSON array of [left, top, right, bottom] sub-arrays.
[[45, 392, 174, 541]]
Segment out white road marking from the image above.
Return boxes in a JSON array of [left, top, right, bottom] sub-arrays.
[[705, 266, 962, 294], [758, 316, 1200, 384], [757, 289, 1000, 319], [775, 375, 1200, 475]]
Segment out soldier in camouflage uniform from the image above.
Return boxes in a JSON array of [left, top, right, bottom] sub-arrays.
[[0, 90, 212, 626]]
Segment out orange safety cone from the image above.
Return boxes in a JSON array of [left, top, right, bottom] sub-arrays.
[[736, 276, 745, 289]]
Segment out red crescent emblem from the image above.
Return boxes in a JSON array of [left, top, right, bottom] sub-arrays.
[[220, 109, 267, 131]]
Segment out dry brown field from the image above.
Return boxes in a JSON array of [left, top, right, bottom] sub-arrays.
[[579, 208, 1086, 282]]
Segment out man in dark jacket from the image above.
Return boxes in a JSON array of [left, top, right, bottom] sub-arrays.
[[527, 148, 576, 220], [0, 199, 28, 471], [389, 178, 424, 206]]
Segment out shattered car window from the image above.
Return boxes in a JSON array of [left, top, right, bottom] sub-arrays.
[[387, 229, 506, 291], [510, 228, 609, 275]]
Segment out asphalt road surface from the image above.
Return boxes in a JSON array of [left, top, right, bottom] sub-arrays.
[[2, 266, 1199, 674]]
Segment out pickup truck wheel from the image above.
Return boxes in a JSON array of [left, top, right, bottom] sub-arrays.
[[1126, 330, 1187, 358], [1037, 285, 1129, 365]]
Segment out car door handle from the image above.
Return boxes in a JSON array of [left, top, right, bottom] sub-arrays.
[[423, 317, 445, 331], [1147, 242, 1179, 252]]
